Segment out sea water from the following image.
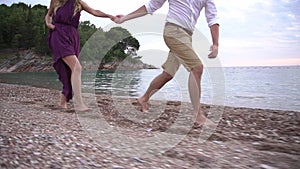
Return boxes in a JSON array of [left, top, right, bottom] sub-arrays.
[[0, 66, 299, 112]]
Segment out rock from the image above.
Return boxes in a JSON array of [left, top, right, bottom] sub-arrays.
[[0, 50, 53, 72], [259, 164, 278, 169], [146, 128, 152, 132], [0, 49, 158, 73], [133, 157, 146, 163], [112, 165, 125, 169]]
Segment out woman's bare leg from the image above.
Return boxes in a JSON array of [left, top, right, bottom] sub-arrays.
[[62, 55, 89, 111]]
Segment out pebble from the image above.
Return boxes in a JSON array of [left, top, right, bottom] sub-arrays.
[[259, 164, 278, 169], [212, 141, 223, 144], [133, 157, 146, 163], [33, 152, 41, 156], [112, 165, 125, 169], [252, 142, 261, 145]]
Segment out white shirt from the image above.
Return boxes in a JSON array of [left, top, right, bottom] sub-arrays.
[[145, 0, 219, 32]]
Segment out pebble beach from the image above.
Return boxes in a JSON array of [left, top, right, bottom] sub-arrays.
[[0, 83, 299, 169]]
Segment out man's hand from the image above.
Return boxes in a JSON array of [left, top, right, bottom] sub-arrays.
[[208, 45, 218, 58]]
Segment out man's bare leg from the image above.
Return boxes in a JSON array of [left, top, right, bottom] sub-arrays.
[[138, 71, 173, 112], [189, 65, 216, 127]]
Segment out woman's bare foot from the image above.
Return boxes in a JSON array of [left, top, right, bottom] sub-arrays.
[[60, 94, 68, 109], [137, 97, 149, 112]]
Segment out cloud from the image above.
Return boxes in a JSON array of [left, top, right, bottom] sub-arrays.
[[214, 0, 300, 66]]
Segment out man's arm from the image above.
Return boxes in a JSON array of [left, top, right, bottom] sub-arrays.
[[210, 24, 219, 47], [117, 5, 148, 24], [205, 0, 219, 58], [208, 23, 219, 58]]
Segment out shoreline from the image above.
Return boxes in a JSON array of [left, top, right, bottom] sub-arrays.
[[0, 79, 298, 113], [0, 83, 299, 168]]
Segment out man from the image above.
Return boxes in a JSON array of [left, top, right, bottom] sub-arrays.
[[115, 0, 219, 127]]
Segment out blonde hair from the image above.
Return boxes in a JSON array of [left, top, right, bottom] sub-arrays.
[[54, 0, 82, 16]]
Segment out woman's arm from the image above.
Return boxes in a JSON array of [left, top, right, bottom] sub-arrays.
[[80, 0, 115, 20], [116, 5, 148, 24], [115, 0, 167, 24], [45, 0, 56, 30]]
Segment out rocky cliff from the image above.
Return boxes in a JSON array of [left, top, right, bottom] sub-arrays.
[[0, 50, 54, 72], [0, 50, 157, 73]]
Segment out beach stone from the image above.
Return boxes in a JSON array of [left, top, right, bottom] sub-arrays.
[[259, 164, 278, 169]]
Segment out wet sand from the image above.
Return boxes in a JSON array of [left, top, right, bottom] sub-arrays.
[[0, 83, 299, 169]]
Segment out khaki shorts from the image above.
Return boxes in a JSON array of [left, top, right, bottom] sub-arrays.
[[162, 23, 202, 76]]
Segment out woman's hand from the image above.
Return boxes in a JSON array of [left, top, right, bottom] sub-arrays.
[[45, 0, 56, 30], [46, 23, 55, 30], [108, 15, 118, 22]]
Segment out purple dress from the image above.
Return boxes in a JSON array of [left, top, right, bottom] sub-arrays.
[[47, 0, 81, 102]]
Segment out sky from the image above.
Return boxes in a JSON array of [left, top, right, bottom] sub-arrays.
[[2, 0, 300, 67]]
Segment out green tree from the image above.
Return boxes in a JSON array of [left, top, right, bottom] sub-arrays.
[[0, 2, 142, 65], [32, 4, 49, 54], [0, 4, 9, 48]]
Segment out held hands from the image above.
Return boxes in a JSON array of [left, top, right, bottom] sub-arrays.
[[208, 45, 218, 59], [112, 15, 126, 24], [108, 15, 117, 22]]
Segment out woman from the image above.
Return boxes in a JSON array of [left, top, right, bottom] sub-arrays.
[[45, 0, 115, 111]]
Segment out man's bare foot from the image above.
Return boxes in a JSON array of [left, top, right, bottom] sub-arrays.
[[194, 116, 217, 128], [75, 104, 91, 112], [137, 98, 149, 112]]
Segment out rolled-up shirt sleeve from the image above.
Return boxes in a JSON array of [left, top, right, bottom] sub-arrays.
[[205, 0, 219, 27], [145, 0, 167, 14]]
